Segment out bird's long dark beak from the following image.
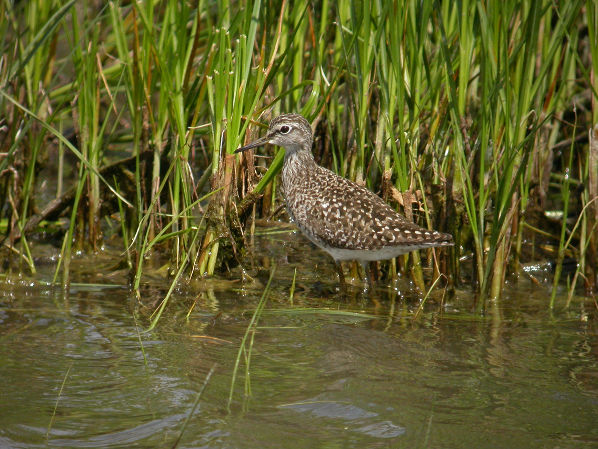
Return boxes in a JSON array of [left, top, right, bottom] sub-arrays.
[[235, 135, 271, 153]]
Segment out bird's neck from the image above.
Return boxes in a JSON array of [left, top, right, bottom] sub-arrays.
[[284, 145, 316, 167], [282, 146, 317, 189]]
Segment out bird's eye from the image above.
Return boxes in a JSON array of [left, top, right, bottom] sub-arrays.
[[280, 125, 291, 134]]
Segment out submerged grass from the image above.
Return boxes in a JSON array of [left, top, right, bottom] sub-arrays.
[[0, 0, 596, 320], [45, 362, 73, 444], [227, 265, 275, 412], [172, 363, 216, 449]]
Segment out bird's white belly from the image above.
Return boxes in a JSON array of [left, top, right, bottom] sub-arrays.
[[322, 244, 434, 262], [294, 221, 439, 262]]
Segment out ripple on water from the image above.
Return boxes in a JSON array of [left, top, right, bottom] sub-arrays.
[[1, 242, 597, 448]]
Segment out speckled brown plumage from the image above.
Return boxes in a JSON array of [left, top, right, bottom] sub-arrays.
[[236, 113, 453, 265]]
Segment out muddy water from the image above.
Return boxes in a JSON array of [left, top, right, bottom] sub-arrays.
[[1, 228, 597, 448]]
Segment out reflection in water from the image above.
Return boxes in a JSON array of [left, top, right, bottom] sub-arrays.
[[0, 232, 597, 448]]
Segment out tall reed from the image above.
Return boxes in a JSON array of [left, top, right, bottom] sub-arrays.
[[0, 0, 595, 314]]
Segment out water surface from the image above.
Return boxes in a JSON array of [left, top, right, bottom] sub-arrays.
[[1, 229, 597, 448]]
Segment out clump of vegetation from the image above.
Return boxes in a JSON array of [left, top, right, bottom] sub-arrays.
[[0, 0, 596, 309]]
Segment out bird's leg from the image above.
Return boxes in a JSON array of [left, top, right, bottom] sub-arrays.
[[360, 261, 371, 291], [334, 260, 347, 287]]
